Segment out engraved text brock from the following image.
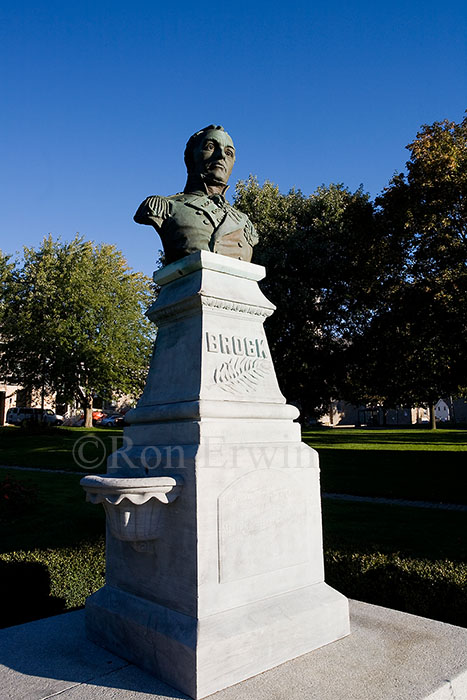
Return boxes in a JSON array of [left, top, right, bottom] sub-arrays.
[[206, 332, 268, 358]]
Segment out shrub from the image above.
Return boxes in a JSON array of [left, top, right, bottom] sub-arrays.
[[325, 549, 467, 627]]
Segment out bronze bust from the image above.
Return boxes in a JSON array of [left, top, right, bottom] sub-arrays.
[[134, 125, 258, 264]]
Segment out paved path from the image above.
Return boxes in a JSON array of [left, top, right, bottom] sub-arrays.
[[2, 601, 467, 700], [323, 492, 467, 511]]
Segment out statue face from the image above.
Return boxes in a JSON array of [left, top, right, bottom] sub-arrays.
[[191, 129, 236, 185]]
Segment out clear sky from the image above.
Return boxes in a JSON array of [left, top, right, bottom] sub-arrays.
[[1, 0, 466, 277]]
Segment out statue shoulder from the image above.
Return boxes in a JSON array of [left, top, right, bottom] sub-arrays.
[[134, 194, 183, 224]]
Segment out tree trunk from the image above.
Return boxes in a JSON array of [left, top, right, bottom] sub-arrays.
[[449, 396, 456, 424], [429, 402, 437, 430], [84, 396, 94, 428]]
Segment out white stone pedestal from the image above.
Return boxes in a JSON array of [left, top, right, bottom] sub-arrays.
[[83, 251, 349, 699]]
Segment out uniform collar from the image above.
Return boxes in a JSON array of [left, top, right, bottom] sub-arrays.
[[184, 175, 229, 198]]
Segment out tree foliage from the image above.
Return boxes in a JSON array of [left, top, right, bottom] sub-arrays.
[[235, 114, 467, 422], [234, 178, 398, 416], [0, 251, 14, 324], [344, 116, 467, 423], [0, 235, 155, 426]]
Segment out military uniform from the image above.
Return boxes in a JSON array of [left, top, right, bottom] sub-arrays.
[[134, 190, 258, 264]]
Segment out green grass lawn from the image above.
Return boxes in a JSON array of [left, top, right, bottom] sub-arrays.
[[0, 425, 123, 471], [303, 427, 467, 504]]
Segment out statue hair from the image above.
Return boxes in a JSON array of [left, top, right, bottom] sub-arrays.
[[184, 125, 225, 172]]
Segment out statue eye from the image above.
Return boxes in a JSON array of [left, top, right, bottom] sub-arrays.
[[203, 141, 215, 151], [225, 149, 234, 158]]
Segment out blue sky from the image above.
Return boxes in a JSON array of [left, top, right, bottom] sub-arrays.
[[1, 0, 466, 277]]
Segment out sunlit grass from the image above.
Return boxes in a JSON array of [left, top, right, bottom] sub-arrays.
[[303, 427, 467, 451]]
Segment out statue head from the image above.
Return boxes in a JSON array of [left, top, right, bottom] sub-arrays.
[[184, 125, 236, 189]]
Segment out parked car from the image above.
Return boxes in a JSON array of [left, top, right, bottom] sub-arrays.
[[74, 410, 108, 427], [99, 413, 126, 427], [92, 410, 107, 423], [6, 407, 64, 426]]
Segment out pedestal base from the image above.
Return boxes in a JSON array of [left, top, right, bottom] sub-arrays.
[[83, 252, 350, 699], [86, 582, 349, 699]]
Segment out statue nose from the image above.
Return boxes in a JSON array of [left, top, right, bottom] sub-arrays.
[[213, 145, 225, 159]]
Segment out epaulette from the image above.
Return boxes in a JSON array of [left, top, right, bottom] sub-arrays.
[[144, 195, 171, 219]]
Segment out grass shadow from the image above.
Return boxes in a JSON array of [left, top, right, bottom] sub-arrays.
[[322, 499, 467, 560], [0, 425, 123, 471], [317, 448, 467, 504], [0, 470, 105, 554]]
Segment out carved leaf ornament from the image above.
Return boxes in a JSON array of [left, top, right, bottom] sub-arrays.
[[213, 357, 270, 394]]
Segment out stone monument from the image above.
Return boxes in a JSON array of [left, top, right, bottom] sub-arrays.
[[81, 125, 350, 700]]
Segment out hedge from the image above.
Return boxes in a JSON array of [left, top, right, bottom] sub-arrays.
[[1, 540, 465, 629], [325, 549, 467, 628]]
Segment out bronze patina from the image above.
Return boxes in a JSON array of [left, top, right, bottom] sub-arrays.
[[134, 125, 258, 264]]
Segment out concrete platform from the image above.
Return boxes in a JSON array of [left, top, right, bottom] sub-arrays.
[[1, 600, 466, 700]]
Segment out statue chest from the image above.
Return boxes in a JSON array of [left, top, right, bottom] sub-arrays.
[[159, 203, 251, 262]]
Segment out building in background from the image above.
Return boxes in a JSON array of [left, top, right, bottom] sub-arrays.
[[320, 398, 463, 427], [0, 382, 58, 426]]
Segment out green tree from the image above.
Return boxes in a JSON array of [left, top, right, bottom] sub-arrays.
[[342, 284, 466, 426], [0, 251, 14, 324], [0, 235, 155, 427], [234, 177, 394, 417], [350, 115, 467, 427]]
